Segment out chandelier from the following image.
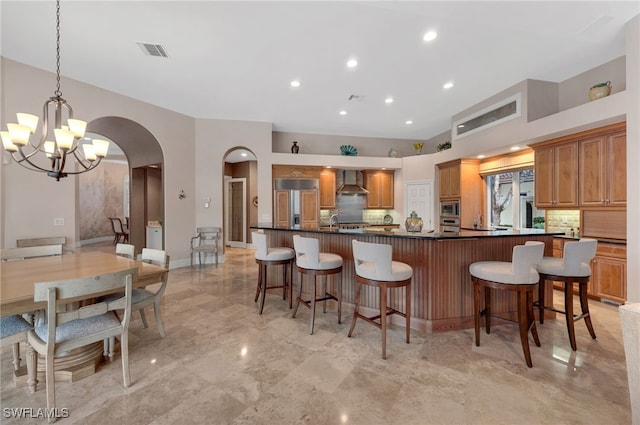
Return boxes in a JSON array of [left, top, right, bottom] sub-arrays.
[[1, 0, 109, 181]]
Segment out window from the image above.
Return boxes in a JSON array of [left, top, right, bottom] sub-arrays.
[[486, 168, 542, 229]]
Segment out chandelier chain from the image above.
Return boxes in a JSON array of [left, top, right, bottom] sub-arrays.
[[55, 0, 61, 98]]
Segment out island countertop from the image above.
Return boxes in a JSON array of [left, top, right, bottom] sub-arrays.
[[254, 224, 562, 239], [254, 226, 558, 333]]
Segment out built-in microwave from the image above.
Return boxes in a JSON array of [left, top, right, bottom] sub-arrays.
[[440, 200, 460, 217]]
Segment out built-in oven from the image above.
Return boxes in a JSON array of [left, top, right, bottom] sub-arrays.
[[440, 200, 460, 217], [440, 217, 460, 233]]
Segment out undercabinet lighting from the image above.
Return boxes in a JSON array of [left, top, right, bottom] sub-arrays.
[[347, 58, 358, 68], [405, 120, 413, 125], [510, 146, 520, 151], [290, 80, 301, 88], [443, 82, 454, 89], [385, 97, 394, 104], [339, 110, 347, 116], [423, 30, 438, 42]]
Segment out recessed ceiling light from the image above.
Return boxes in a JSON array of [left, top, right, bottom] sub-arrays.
[[510, 146, 520, 151], [241, 152, 247, 157], [339, 110, 347, 116], [405, 120, 413, 125], [290, 80, 300, 88], [385, 97, 394, 104], [458, 124, 465, 128], [423, 30, 438, 42], [347, 59, 358, 68], [443, 82, 454, 89], [477, 154, 486, 159]]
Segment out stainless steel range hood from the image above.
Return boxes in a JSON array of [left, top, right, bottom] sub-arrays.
[[336, 170, 368, 195]]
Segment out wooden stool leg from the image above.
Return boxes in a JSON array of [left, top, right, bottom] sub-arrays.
[[337, 272, 342, 324], [288, 261, 293, 309], [405, 281, 411, 344], [538, 277, 546, 324], [485, 286, 492, 334], [380, 283, 388, 359], [309, 276, 317, 335], [292, 271, 303, 318], [254, 263, 262, 302], [259, 264, 267, 315], [564, 281, 577, 351], [348, 281, 362, 337], [517, 289, 533, 368], [282, 264, 287, 301], [322, 275, 328, 314], [580, 281, 597, 340], [474, 280, 481, 346], [527, 289, 540, 347]]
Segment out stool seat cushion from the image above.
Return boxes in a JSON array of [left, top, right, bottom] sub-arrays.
[[470, 261, 539, 284], [256, 247, 295, 262], [537, 257, 591, 277], [357, 260, 412, 282], [297, 252, 343, 271]]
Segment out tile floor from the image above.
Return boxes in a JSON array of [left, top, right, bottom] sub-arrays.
[[0, 244, 632, 424]]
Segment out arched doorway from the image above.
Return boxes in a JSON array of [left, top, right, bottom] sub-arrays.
[[85, 117, 164, 254], [223, 147, 257, 248]]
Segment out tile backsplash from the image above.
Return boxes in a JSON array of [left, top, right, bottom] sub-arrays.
[[546, 210, 581, 236]]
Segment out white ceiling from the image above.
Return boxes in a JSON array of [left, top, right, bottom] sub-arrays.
[[1, 1, 638, 142]]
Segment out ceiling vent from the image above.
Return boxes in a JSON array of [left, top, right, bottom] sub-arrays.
[[137, 42, 169, 58], [348, 94, 365, 101], [452, 93, 521, 140]]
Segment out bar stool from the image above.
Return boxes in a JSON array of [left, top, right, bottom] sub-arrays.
[[292, 235, 343, 334], [252, 231, 295, 314], [536, 238, 598, 351], [469, 241, 544, 367], [349, 240, 412, 359]]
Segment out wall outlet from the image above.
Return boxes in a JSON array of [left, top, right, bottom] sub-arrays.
[[54, 218, 64, 226]]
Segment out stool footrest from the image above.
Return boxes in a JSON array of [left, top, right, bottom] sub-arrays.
[[298, 293, 338, 310], [354, 307, 405, 330]]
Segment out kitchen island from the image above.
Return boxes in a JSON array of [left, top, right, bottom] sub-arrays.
[[254, 225, 559, 332]]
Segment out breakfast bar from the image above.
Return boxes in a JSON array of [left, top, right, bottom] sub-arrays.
[[255, 226, 558, 332]]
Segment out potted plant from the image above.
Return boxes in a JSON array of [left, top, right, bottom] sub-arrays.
[[436, 140, 451, 152]]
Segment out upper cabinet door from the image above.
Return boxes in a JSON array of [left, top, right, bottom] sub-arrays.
[[534, 143, 578, 208], [579, 131, 626, 207], [319, 169, 336, 209], [606, 131, 626, 207], [363, 170, 394, 209]]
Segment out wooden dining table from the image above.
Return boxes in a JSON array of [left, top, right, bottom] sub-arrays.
[[0, 251, 169, 385]]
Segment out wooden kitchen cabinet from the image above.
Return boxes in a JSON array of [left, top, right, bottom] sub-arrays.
[[579, 131, 626, 207], [362, 170, 394, 209], [533, 142, 578, 208], [319, 169, 336, 209], [274, 190, 291, 228], [592, 243, 626, 304], [300, 190, 319, 228], [439, 162, 461, 199]]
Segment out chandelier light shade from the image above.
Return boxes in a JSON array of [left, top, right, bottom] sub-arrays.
[[1, 0, 109, 181]]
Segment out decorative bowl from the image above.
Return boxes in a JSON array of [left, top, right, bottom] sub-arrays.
[[340, 145, 358, 156]]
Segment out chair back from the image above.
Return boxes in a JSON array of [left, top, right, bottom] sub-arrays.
[[116, 243, 135, 259], [512, 241, 544, 283], [252, 231, 268, 259], [33, 268, 137, 352], [1, 245, 62, 261], [563, 238, 597, 275], [140, 248, 169, 268], [194, 227, 220, 245], [352, 240, 392, 280], [293, 235, 320, 269], [109, 217, 124, 233]]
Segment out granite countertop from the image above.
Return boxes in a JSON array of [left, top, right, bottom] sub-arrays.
[[254, 224, 561, 240], [553, 234, 627, 245]]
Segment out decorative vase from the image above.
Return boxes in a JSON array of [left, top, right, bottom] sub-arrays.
[[388, 148, 398, 158], [588, 81, 611, 101], [413, 142, 424, 155], [291, 141, 299, 154], [405, 211, 423, 232]]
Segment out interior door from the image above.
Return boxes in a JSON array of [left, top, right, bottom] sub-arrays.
[[225, 177, 247, 248], [405, 181, 434, 230]]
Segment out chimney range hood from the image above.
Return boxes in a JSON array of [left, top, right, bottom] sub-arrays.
[[336, 170, 368, 195]]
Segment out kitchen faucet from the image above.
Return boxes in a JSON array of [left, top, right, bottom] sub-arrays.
[[329, 210, 342, 230]]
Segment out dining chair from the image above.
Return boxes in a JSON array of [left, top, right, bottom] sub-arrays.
[[0, 315, 33, 375], [27, 268, 137, 423], [132, 248, 170, 338], [469, 241, 544, 367], [349, 240, 412, 359], [115, 243, 135, 259], [108, 217, 129, 244], [190, 227, 221, 266], [536, 238, 598, 350]]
